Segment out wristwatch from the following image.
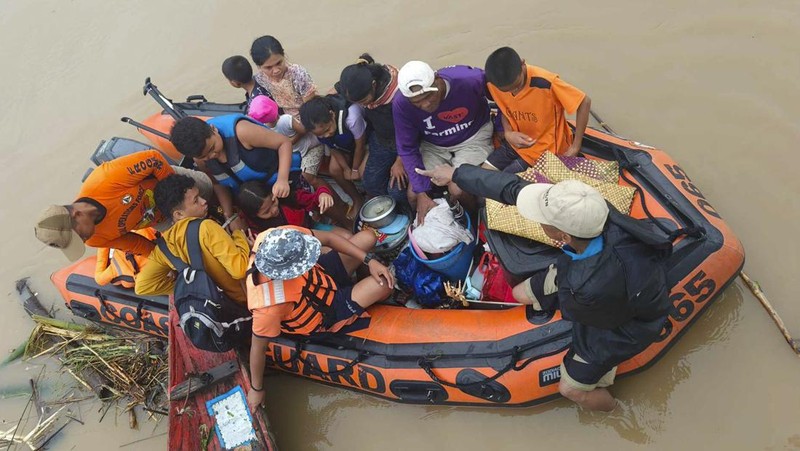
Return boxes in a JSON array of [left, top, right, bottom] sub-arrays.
[[363, 253, 376, 265]]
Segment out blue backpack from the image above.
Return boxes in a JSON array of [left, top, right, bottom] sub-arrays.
[[157, 219, 252, 352]]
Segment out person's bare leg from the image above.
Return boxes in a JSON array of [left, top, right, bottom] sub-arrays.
[[337, 230, 377, 274], [406, 185, 417, 210], [350, 275, 393, 309], [559, 381, 617, 412], [330, 226, 353, 240], [449, 182, 477, 216], [328, 152, 363, 218]]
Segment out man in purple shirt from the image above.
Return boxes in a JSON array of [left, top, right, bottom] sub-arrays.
[[393, 61, 493, 222]]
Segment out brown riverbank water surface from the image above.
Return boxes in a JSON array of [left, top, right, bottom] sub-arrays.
[[1, 1, 798, 449]]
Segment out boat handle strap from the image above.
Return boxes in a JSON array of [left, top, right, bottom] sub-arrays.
[[417, 346, 529, 390]]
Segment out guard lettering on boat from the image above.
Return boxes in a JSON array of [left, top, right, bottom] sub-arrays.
[[70, 298, 168, 337], [539, 365, 561, 386], [265, 343, 387, 394]]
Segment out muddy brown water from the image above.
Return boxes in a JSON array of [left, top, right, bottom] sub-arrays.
[[1, 0, 798, 449]]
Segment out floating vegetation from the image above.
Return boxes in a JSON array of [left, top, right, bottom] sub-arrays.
[[24, 315, 168, 413], [0, 405, 69, 450]]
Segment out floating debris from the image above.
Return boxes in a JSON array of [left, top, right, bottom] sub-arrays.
[[24, 315, 168, 413]]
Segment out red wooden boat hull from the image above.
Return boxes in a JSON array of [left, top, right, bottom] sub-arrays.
[[168, 308, 277, 450]]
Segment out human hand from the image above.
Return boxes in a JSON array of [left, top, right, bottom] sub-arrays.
[[346, 168, 361, 181], [227, 215, 247, 234], [415, 192, 437, 226], [272, 179, 290, 199], [389, 159, 408, 189], [247, 387, 265, 412], [563, 142, 581, 157], [504, 131, 536, 149], [318, 193, 334, 214], [244, 228, 256, 247], [368, 259, 395, 289], [415, 164, 455, 187]]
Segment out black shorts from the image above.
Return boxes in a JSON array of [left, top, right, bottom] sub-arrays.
[[317, 251, 364, 325], [485, 142, 531, 173]]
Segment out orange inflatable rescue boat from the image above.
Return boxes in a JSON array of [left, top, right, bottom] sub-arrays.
[[52, 88, 744, 406]]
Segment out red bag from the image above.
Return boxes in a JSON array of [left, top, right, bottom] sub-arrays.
[[476, 253, 518, 303]]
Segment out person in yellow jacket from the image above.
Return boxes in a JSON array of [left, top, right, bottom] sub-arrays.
[[246, 225, 394, 411], [94, 228, 157, 289], [135, 174, 251, 305]]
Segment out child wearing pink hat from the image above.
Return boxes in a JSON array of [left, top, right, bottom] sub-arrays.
[[248, 96, 352, 228], [248, 95, 280, 125]]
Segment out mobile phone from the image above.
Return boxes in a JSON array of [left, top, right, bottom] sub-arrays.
[[221, 213, 239, 230]]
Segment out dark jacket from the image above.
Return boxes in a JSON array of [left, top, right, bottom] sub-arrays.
[[453, 164, 672, 368], [363, 103, 396, 150]]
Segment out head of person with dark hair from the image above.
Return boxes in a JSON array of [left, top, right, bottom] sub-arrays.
[[237, 181, 280, 220], [170, 117, 220, 161], [338, 53, 387, 106], [222, 55, 254, 86], [250, 35, 287, 81], [154, 174, 208, 222], [485, 47, 526, 94], [299, 96, 337, 138]]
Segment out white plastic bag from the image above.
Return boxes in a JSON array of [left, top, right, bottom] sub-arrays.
[[412, 199, 473, 253]]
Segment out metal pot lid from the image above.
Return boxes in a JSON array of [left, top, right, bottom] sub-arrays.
[[360, 196, 396, 223]]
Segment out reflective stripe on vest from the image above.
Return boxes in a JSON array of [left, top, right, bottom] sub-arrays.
[[205, 114, 279, 190], [247, 264, 338, 335]]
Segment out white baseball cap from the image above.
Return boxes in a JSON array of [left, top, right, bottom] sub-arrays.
[[398, 61, 439, 98], [516, 180, 609, 239]]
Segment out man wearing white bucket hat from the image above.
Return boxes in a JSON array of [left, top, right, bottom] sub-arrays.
[[245, 226, 394, 411], [419, 163, 672, 412]]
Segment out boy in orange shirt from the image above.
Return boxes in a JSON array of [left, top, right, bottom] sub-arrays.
[[484, 47, 592, 173]]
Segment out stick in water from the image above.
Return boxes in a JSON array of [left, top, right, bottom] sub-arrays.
[[739, 271, 800, 355]]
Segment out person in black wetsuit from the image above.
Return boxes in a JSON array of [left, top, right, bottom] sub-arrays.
[[418, 163, 672, 412]]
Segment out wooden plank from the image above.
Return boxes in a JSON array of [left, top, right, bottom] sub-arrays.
[[168, 308, 277, 450]]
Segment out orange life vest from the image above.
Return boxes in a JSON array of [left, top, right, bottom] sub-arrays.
[[246, 227, 339, 335], [94, 228, 156, 289]]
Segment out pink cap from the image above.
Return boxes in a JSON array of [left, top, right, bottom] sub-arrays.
[[248, 95, 279, 124]]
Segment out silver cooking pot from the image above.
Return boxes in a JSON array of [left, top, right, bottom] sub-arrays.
[[359, 196, 397, 229]]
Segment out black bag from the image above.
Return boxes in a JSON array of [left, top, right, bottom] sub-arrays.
[[157, 219, 252, 352]]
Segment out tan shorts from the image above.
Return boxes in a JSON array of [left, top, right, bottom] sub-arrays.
[[559, 353, 617, 392], [171, 165, 213, 200], [420, 121, 493, 171]]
